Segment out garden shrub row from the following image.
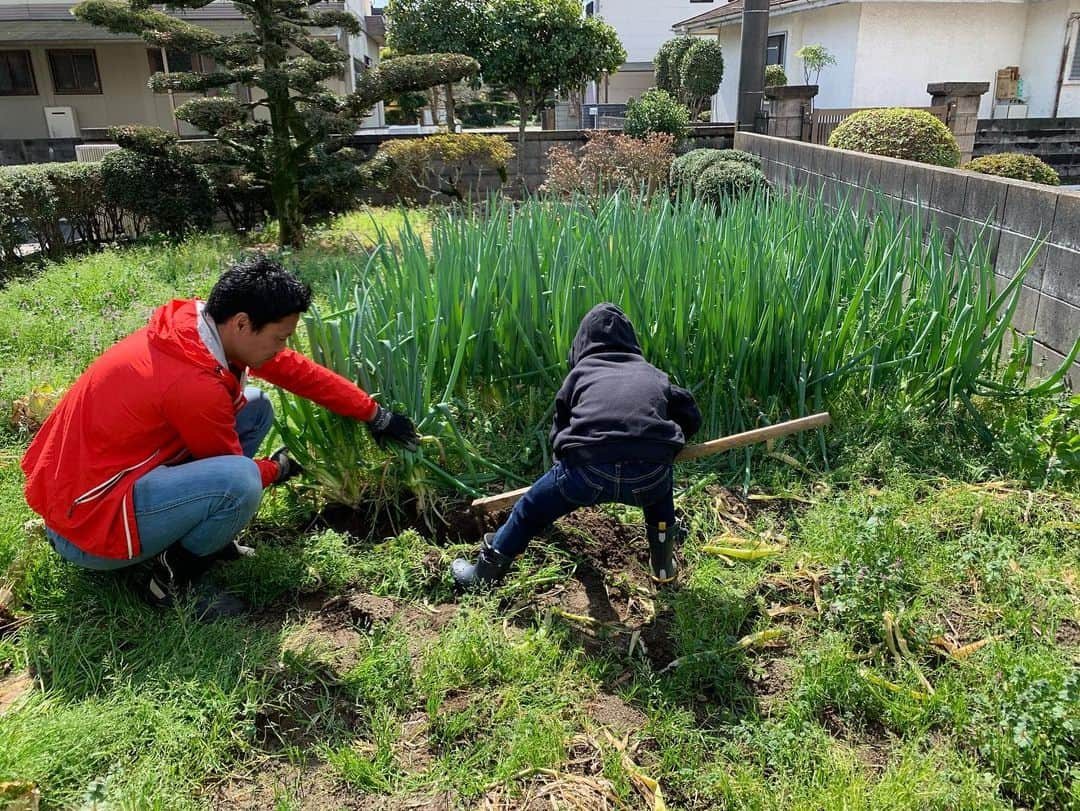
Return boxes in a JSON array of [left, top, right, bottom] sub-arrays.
[[1, 126, 216, 270]]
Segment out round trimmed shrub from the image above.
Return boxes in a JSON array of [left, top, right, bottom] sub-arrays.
[[101, 148, 215, 236], [695, 160, 769, 205], [624, 88, 689, 139], [964, 153, 1060, 186], [828, 108, 961, 168], [670, 148, 761, 189], [764, 64, 787, 86]]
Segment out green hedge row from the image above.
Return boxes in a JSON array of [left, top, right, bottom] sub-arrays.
[[1, 142, 215, 270]]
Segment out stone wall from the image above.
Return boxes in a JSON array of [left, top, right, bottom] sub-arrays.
[[734, 131, 1080, 385], [974, 118, 1080, 185]]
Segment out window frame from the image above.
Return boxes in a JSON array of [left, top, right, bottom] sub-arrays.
[[47, 48, 102, 95], [0, 50, 38, 96], [1068, 26, 1080, 83], [766, 33, 786, 67]]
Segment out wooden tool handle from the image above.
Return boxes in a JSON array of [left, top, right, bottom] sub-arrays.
[[470, 412, 831, 513]]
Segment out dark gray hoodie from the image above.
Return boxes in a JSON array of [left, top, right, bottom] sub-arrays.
[[550, 303, 702, 466]]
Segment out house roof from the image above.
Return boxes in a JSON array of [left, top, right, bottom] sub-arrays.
[[672, 0, 821, 33]]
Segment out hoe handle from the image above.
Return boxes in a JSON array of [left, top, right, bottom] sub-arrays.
[[470, 411, 832, 513]]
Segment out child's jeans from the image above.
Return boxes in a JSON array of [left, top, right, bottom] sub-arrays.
[[491, 460, 677, 557]]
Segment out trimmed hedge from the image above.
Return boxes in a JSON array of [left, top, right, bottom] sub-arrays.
[[0, 162, 123, 268], [669, 148, 762, 189], [624, 89, 689, 139], [100, 148, 215, 237], [695, 160, 769, 205], [964, 153, 1061, 186], [375, 133, 514, 202], [828, 108, 961, 168]]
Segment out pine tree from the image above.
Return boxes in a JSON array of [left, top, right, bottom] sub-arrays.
[[75, 0, 478, 246]]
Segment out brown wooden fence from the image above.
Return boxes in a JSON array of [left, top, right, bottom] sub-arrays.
[[807, 106, 948, 145]]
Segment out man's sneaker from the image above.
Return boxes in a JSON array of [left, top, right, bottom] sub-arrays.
[[134, 549, 246, 620]]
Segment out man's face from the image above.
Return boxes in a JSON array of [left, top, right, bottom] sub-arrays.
[[224, 312, 300, 369]]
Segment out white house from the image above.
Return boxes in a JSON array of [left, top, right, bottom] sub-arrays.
[[673, 0, 1080, 123], [0, 0, 386, 142], [583, 0, 728, 106]]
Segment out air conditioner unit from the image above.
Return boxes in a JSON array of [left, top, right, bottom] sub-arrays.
[[44, 106, 80, 138], [75, 143, 121, 162]]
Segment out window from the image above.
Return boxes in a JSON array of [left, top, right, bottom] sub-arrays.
[[1070, 33, 1080, 81], [584, 1, 593, 16], [0, 50, 36, 96], [147, 49, 213, 75], [47, 49, 101, 94], [766, 34, 785, 66]]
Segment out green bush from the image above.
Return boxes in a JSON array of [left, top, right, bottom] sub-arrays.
[[106, 125, 178, 156], [623, 88, 689, 139], [828, 108, 961, 168], [457, 100, 518, 128], [669, 148, 761, 190], [764, 64, 787, 86], [694, 160, 769, 205], [0, 162, 123, 269], [101, 148, 215, 237], [180, 141, 269, 233], [375, 133, 514, 202], [964, 153, 1061, 186]]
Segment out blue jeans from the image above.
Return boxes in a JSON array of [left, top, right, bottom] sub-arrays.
[[491, 460, 676, 557], [47, 387, 274, 571]]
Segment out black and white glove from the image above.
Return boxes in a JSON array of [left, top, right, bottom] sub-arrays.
[[368, 405, 420, 452], [270, 446, 304, 485]]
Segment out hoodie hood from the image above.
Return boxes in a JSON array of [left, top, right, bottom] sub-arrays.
[[568, 303, 642, 368], [147, 298, 226, 371]]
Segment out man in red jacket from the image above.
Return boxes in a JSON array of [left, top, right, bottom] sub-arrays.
[[22, 257, 419, 618]]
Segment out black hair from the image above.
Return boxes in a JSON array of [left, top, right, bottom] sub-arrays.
[[206, 257, 312, 330]]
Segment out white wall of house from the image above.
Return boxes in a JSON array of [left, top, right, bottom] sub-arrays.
[[712, 4, 862, 121], [593, 0, 718, 62], [852, 2, 1028, 119], [588, 0, 726, 105], [706, 0, 1080, 122], [1021, 0, 1080, 116]]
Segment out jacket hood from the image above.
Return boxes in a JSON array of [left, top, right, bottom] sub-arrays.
[[569, 303, 642, 368], [148, 298, 225, 371]]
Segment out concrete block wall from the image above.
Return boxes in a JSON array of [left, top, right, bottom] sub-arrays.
[[734, 132, 1080, 385]]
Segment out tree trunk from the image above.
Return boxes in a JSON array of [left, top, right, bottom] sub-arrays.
[[272, 158, 303, 249], [444, 83, 456, 131], [266, 84, 304, 248]]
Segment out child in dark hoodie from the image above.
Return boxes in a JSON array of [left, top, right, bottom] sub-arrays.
[[452, 303, 701, 589]]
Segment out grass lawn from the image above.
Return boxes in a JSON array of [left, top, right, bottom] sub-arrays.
[[0, 211, 1077, 810]]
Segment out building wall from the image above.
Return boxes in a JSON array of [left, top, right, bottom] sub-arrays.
[[713, 4, 861, 121], [0, 42, 175, 139], [593, 0, 716, 62], [708, 0, 1080, 122], [736, 131, 1080, 384], [852, 3, 1028, 119], [1020, 0, 1080, 117], [601, 66, 654, 105]]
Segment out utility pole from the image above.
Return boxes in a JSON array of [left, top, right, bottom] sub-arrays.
[[736, 0, 769, 130]]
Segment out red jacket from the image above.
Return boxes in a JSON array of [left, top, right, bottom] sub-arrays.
[[22, 298, 378, 560]]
